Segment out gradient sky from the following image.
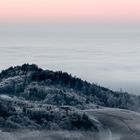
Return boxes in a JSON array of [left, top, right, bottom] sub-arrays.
[[0, 0, 140, 22]]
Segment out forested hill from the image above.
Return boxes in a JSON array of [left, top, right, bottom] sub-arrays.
[[0, 64, 140, 112]]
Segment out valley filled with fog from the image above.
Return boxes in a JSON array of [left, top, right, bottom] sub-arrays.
[[0, 23, 140, 94]]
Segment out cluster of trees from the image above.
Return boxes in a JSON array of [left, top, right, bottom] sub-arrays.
[[0, 97, 97, 131], [0, 64, 140, 112]]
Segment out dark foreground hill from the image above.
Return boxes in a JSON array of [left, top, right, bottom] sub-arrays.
[[0, 64, 140, 130]]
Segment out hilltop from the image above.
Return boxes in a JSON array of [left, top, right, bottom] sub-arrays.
[[0, 64, 140, 111]]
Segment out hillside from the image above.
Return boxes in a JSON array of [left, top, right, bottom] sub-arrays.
[[0, 64, 140, 112], [0, 64, 140, 140]]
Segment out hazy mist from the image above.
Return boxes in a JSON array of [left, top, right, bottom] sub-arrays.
[[0, 22, 140, 94]]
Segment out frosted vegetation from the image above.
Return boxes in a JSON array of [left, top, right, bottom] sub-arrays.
[[0, 64, 140, 140], [0, 64, 140, 112], [0, 94, 98, 131]]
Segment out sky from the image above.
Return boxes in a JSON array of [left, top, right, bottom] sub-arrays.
[[0, 0, 140, 22], [0, 0, 140, 94]]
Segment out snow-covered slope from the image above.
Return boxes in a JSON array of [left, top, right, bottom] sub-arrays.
[[86, 108, 140, 140]]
